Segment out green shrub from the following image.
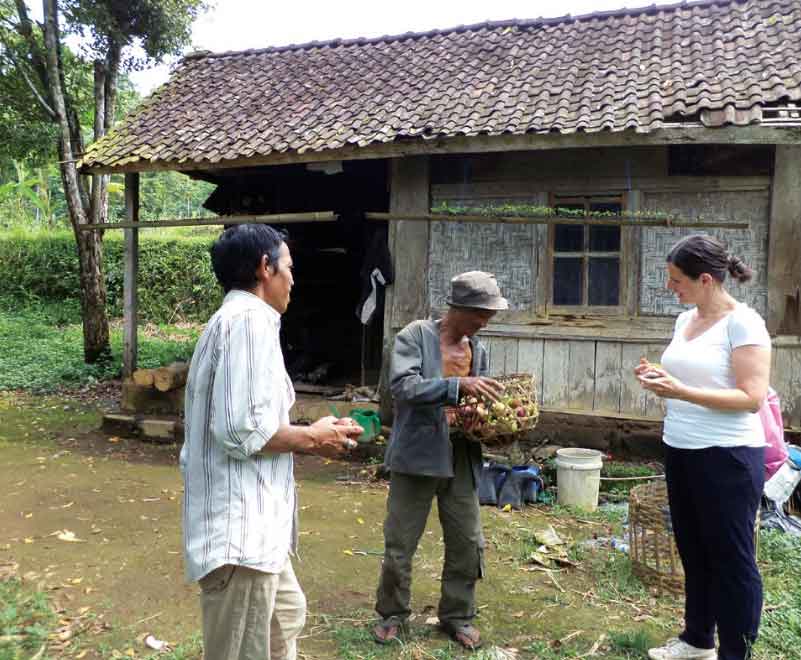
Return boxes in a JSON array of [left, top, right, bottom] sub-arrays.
[[0, 302, 200, 391], [0, 228, 222, 323]]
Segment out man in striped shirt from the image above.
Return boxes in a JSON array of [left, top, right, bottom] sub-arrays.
[[181, 224, 362, 660]]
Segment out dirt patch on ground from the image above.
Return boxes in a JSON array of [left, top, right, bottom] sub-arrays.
[[1, 389, 683, 659]]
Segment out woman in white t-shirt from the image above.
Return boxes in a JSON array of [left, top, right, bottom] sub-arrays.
[[635, 234, 771, 660]]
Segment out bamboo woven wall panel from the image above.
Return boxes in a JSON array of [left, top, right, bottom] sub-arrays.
[[428, 219, 536, 311], [639, 190, 770, 317]]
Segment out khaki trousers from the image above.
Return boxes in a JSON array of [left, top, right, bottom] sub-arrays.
[[200, 560, 306, 660]]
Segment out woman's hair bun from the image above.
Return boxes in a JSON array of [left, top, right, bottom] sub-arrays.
[[727, 254, 753, 283]]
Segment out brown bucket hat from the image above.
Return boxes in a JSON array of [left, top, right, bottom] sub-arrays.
[[446, 271, 509, 311]]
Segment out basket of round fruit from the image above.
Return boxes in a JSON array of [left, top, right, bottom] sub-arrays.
[[455, 373, 539, 446]]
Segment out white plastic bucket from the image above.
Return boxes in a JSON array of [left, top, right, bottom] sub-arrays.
[[555, 448, 604, 511]]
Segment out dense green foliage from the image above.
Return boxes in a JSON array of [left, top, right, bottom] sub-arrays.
[[0, 298, 201, 391], [0, 166, 215, 230], [0, 228, 221, 324]]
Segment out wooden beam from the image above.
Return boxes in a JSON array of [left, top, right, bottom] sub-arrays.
[[432, 176, 771, 198], [767, 145, 801, 334], [80, 126, 801, 175], [387, 159, 431, 328], [365, 212, 750, 229], [77, 211, 337, 231], [123, 172, 139, 377]]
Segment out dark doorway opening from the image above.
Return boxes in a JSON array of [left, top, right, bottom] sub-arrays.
[[202, 159, 390, 389]]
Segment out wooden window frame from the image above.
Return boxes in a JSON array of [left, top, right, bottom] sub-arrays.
[[546, 193, 628, 316]]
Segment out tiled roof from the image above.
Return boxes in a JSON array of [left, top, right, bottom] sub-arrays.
[[81, 0, 801, 172]]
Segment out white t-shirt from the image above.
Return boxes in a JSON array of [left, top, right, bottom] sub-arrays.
[[661, 303, 771, 450]]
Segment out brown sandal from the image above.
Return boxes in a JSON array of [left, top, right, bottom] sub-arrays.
[[441, 622, 482, 650], [372, 620, 401, 645]]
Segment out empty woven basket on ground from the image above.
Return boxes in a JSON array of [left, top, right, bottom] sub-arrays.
[[629, 479, 684, 596]]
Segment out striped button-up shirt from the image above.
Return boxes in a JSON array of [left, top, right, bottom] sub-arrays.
[[180, 290, 296, 582]]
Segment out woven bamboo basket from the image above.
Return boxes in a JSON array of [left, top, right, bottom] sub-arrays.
[[630, 479, 762, 596], [629, 479, 684, 596], [454, 373, 539, 448]]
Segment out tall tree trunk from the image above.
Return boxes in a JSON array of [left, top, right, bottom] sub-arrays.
[[89, 42, 121, 230], [43, 0, 110, 362], [90, 60, 107, 227]]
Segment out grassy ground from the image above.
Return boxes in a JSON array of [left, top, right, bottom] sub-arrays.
[[0, 299, 199, 392], [1, 391, 800, 659]]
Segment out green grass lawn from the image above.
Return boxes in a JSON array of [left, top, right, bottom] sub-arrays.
[[0, 299, 200, 392]]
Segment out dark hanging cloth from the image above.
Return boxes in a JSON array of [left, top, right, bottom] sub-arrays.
[[356, 225, 394, 325]]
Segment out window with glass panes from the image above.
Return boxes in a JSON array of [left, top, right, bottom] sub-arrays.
[[550, 195, 624, 309]]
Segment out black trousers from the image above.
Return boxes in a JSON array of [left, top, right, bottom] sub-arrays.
[[664, 444, 764, 660]]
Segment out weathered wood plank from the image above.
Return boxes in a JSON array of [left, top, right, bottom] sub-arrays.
[[623, 190, 642, 317], [620, 343, 650, 416], [123, 172, 139, 377], [501, 337, 519, 375], [532, 192, 549, 316], [485, 337, 518, 377], [767, 145, 801, 334], [594, 342, 623, 413], [431, 147, 668, 183], [517, 338, 545, 404], [389, 156, 430, 328], [541, 340, 570, 408], [432, 177, 771, 200], [567, 341, 596, 410], [642, 344, 669, 419], [773, 345, 801, 428]]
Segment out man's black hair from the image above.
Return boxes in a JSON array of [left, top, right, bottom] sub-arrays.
[[210, 224, 288, 293]]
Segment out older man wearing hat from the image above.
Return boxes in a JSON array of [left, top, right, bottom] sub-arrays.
[[371, 271, 507, 651]]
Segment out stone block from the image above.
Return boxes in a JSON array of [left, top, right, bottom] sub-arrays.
[[138, 419, 176, 442]]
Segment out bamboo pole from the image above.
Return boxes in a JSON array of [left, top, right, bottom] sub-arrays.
[[78, 211, 337, 231], [365, 212, 750, 229]]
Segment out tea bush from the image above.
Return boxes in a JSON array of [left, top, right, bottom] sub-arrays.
[[0, 228, 222, 323]]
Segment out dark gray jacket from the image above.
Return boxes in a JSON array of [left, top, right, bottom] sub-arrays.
[[384, 319, 489, 479]]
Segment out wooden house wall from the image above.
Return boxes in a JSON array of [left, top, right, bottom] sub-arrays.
[[422, 147, 801, 427]]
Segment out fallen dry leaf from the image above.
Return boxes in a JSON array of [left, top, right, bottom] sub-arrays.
[[56, 530, 86, 543], [534, 525, 564, 547]]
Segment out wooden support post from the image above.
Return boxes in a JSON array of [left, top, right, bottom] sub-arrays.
[[123, 172, 140, 377], [388, 157, 431, 328], [378, 156, 431, 423], [624, 190, 643, 317], [768, 146, 801, 335]]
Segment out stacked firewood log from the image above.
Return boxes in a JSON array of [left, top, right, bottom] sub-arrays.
[[132, 361, 189, 392]]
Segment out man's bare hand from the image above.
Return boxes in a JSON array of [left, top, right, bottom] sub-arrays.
[[307, 416, 363, 458], [459, 377, 505, 402]]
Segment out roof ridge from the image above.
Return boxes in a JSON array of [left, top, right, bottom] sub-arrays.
[[182, 0, 743, 61]]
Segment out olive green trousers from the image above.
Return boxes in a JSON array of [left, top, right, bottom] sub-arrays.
[[375, 438, 484, 627]]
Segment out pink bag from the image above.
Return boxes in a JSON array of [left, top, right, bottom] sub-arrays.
[[760, 387, 788, 481]]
